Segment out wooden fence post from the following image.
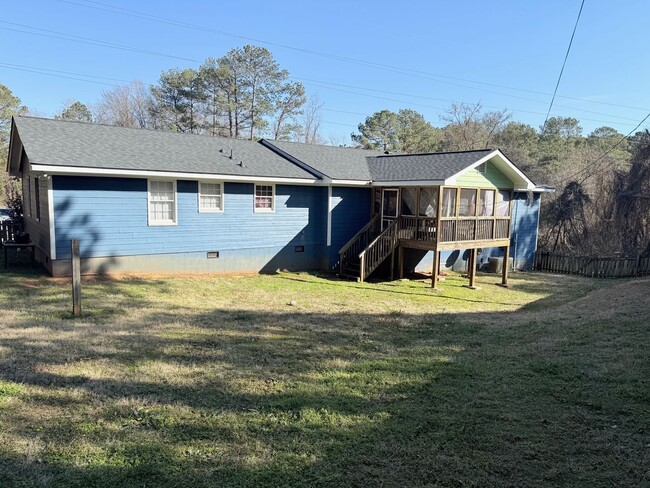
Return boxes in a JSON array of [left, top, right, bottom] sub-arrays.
[[71, 239, 81, 316]]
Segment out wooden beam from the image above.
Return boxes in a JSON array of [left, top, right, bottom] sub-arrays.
[[71, 239, 81, 316], [431, 248, 440, 289], [468, 247, 478, 289], [501, 245, 510, 286], [390, 249, 395, 281]]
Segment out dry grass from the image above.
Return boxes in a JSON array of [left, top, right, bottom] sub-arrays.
[[0, 260, 648, 487]]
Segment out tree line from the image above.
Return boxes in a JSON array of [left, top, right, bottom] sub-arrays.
[[1, 43, 648, 257]]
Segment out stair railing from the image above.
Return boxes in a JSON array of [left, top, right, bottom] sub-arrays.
[[338, 214, 381, 275], [358, 218, 400, 282]]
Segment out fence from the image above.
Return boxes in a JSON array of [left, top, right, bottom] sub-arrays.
[[0, 222, 22, 243], [535, 252, 650, 278]]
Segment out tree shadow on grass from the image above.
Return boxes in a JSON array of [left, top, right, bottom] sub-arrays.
[[0, 273, 646, 487]]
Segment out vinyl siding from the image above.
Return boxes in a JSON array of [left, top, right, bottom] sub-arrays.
[[328, 186, 372, 269], [455, 161, 514, 189], [52, 176, 326, 272]]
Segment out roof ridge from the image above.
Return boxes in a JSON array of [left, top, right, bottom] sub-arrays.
[[16, 115, 264, 146], [372, 148, 495, 159]]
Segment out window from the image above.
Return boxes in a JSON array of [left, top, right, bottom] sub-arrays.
[[148, 180, 176, 225], [373, 188, 381, 215], [441, 188, 457, 217], [199, 182, 223, 212], [33, 176, 41, 221], [478, 189, 495, 216], [24, 177, 32, 219], [496, 190, 511, 216], [254, 184, 274, 212], [458, 189, 477, 217]]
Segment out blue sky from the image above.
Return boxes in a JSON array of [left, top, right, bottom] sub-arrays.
[[1, 0, 649, 144]]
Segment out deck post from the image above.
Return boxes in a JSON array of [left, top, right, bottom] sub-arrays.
[[71, 239, 82, 316], [431, 248, 440, 289], [501, 245, 510, 286], [468, 247, 478, 288], [390, 249, 395, 281]]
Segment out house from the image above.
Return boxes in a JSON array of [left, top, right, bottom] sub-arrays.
[[6, 116, 549, 286]]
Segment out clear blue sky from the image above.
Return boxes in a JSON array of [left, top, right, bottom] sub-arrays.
[[1, 0, 649, 144]]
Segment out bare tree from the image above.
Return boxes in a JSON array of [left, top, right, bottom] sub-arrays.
[[95, 81, 154, 128], [298, 96, 324, 144], [439, 102, 510, 151]]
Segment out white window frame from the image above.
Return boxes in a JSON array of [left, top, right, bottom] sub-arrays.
[[24, 176, 32, 219], [254, 183, 275, 213], [198, 181, 224, 213], [147, 179, 178, 226]]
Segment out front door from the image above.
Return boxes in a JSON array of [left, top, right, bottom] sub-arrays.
[[381, 188, 399, 229]]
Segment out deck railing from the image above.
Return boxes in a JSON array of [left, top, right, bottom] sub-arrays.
[[0, 221, 22, 244], [438, 217, 510, 243], [398, 216, 437, 242]]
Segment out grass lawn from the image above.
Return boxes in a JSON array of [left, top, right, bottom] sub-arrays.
[[0, 256, 648, 487]]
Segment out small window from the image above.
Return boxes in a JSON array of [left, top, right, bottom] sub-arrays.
[[254, 184, 274, 212], [441, 188, 457, 217], [199, 182, 223, 212], [24, 177, 32, 219], [148, 180, 177, 225], [33, 177, 41, 221]]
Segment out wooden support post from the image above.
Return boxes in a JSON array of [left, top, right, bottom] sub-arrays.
[[468, 248, 478, 289], [431, 248, 439, 289], [71, 239, 81, 316], [501, 245, 510, 286], [390, 249, 395, 281], [398, 246, 404, 279]]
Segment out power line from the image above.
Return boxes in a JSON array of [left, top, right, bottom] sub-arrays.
[[0, 61, 644, 131], [0, 20, 198, 62], [541, 0, 586, 131], [53, 0, 650, 114]]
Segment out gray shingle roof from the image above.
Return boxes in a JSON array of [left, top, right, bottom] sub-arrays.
[[14, 117, 318, 180], [368, 149, 495, 182], [262, 139, 383, 180]]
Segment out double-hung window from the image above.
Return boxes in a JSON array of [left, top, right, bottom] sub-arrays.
[[199, 182, 223, 212], [254, 184, 274, 212], [148, 180, 177, 225]]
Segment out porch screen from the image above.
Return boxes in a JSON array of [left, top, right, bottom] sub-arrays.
[[419, 187, 437, 217], [400, 188, 417, 216], [496, 190, 511, 216], [479, 189, 495, 216], [441, 188, 457, 217], [459, 189, 476, 217]]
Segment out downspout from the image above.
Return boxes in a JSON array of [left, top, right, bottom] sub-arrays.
[[511, 192, 519, 271]]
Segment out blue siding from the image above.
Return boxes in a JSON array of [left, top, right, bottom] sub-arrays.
[[52, 176, 327, 271], [413, 192, 541, 272], [328, 186, 372, 269]]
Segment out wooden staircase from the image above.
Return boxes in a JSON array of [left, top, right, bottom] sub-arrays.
[[338, 216, 400, 282]]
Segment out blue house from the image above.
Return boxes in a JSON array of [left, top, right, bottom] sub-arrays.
[[6, 116, 550, 286]]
